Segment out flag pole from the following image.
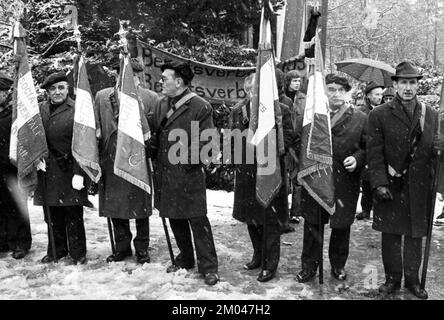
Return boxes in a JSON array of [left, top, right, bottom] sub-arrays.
[[318, 207, 324, 284]]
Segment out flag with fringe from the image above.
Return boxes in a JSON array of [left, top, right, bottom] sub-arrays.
[[297, 34, 335, 214], [9, 21, 48, 191], [72, 54, 102, 182]]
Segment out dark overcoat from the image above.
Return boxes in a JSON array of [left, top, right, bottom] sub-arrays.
[[151, 88, 213, 219], [230, 99, 296, 226], [367, 97, 438, 237], [300, 106, 367, 228], [34, 97, 88, 207], [93, 86, 158, 219]]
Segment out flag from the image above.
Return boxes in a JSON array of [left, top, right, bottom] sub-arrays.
[[113, 55, 151, 194], [9, 21, 48, 191], [72, 55, 101, 182], [297, 33, 335, 215], [248, 2, 283, 208]]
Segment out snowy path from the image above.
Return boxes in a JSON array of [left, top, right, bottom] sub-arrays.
[[0, 190, 443, 300]]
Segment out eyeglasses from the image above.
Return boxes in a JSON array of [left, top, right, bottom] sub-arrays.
[[48, 85, 68, 93]]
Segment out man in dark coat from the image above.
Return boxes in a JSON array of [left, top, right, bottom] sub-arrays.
[[0, 72, 32, 259], [367, 61, 439, 299], [296, 74, 367, 283], [94, 62, 158, 264], [356, 81, 384, 220], [230, 72, 297, 282], [34, 71, 89, 264], [150, 62, 219, 286]]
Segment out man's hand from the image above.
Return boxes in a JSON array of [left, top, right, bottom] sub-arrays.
[[433, 134, 444, 157], [374, 186, 393, 202], [343, 156, 357, 173], [72, 174, 85, 190], [36, 160, 46, 172]]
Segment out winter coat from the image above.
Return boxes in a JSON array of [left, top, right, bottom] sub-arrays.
[[34, 97, 88, 207], [150, 88, 214, 219], [367, 97, 438, 237], [299, 105, 367, 228], [358, 99, 374, 181], [230, 99, 297, 226], [93, 86, 158, 219], [0, 99, 15, 174]]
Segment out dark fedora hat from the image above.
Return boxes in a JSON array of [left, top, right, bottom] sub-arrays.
[[160, 62, 194, 85], [391, 61, 423, 81], [365, 81, 385, 95], [0, 72, 13, 90], [41, 71, 68, 90]]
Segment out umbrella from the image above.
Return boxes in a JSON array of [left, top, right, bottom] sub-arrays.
[[335, 58, 395, 87]]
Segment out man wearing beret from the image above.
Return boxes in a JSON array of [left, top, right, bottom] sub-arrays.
[[34, 71, 89, 264], [94, 61, 159, 264], [296, 74, 367, 283], [0, 71, 32, 259], [150, 62, 219, 286], [356, 81, 385, 221], [367, 61, 440, 299]]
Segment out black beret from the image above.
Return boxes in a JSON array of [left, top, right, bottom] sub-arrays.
[[160, 62, 194, 84], [0, 72, 13, 90], [364, 81, 384, 95], [325, 74, 351, 92], [41, 71, 68, 90]]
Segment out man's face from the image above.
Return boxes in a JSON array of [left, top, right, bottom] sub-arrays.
[[160, 69, 179, 97], [47, 81, 69, 105], [326, 83, 347, 109], [367, 87, 384, 106], [289, 77, 301, 92], [0, 90, 8, 105], [394, 78, 418, 101], [355, 97, 365, 108], [383, 95, 394, 103]]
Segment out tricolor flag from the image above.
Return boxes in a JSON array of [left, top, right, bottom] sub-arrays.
[[114, 55, 151, 194], [9, 21, 48, 191], [72, 55, 101, 182], [297, 33, 335, 214], [248, 1, 284, 208]]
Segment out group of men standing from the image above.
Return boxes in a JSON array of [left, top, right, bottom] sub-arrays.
[[0, 56, 441, 297]]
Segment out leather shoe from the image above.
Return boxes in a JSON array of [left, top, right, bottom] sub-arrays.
[[41, 253, 67, 263], [379, 281, 401, 294], [296, 268, 317, 283], [204, 273, 219, 286], [106, 250, 132, 263], [243, 256, 261, 270], [73, 256, 87, 265], [356, 210, 370, 220], [12, 249, 28, 260], [166, 254, 195, 272], [405, 283, 428, 300], [331, 268, 347, 281], [257, 269, 276, 282], [136, 251, 151, 264]]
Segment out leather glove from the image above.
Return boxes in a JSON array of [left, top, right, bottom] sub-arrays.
[[374, 186, 393, 202], [72, 174, 85, 190]]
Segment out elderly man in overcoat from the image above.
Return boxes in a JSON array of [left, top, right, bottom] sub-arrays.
[[34, 71, 89, 264], [0, 72, 32, 259], [296, 74, 367, 283], [150, 62, 219, 286], [367, 61, 440, 299], [230, 72, 297, 282], [94, 62, 158, 264]]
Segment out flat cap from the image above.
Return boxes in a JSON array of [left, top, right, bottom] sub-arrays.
[[160, 62, 194, 84], [365, 81, 384, 95], [41, 71, 68, 90], [0, 72, 13, 90], [325, 74, 352, 92]]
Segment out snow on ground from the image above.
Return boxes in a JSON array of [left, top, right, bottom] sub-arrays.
[[0, 190, 443, 300]]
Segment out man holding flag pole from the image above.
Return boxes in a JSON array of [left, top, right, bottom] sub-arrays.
[[93, 21, 156, 264]]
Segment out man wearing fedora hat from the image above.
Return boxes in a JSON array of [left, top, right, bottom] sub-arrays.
[[150, 61, 219, 286], [0, 71, 32, 260], [367, 61, 440, 299]]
